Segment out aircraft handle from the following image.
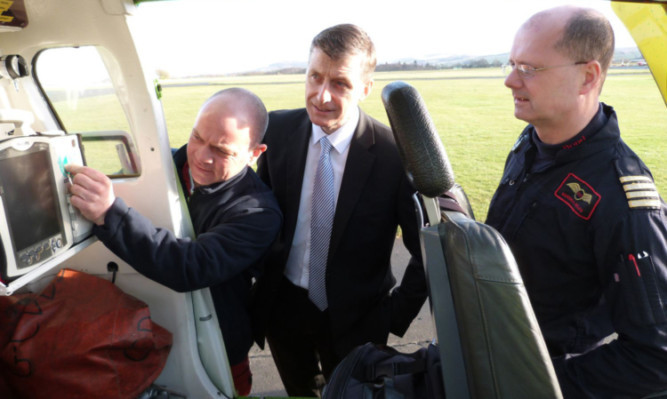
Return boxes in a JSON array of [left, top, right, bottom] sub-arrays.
[[381, 81, 455, 198]]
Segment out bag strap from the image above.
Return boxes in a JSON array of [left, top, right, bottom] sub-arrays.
[[438, 191, 466, 215], [363, 377, 407, 399], [367, 355, 427, 380]]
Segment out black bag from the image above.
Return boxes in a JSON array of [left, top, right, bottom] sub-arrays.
[[322, 342, 445, 399]]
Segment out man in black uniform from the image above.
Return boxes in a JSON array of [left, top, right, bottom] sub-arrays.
[[66, 88, 282, 396], [486, 6, 667, 398]]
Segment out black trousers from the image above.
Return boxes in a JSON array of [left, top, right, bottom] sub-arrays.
[[265, 278, 344, 397]]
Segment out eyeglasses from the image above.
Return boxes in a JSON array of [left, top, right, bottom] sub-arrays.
[[502, 61, 589, 78]]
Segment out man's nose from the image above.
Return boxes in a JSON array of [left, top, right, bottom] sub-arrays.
[[318, 84, 332, 103], [504, 68, 521, 89], [198, 146, 214, 164]]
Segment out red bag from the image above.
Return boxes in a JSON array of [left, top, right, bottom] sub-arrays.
[[0, 269, 172, 399]]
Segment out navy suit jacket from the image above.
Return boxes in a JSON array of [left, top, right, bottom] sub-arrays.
[[254, 108, 427, 356]]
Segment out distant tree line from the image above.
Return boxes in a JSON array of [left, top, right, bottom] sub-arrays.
[[158, 57, 510, 78], [376, 60, 438, 71], [159, 48, 642, 78], [376, 58, 504, 71], [239, 57, 505, 77]]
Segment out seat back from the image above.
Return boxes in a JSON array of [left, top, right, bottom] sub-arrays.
[[439, 210, 561, 398], [382, 81, 562, 398]]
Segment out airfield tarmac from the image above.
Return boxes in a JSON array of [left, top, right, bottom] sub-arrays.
[[247, 237, 436, 397]]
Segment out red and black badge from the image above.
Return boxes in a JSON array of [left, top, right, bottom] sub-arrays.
[[555, 173, 601, 220]]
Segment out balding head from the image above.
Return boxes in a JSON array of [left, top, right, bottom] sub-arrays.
[[505, 5, 611, 143], [188, 87, 268, 185], [523, 6, 615, 77], [201, 88, 269, 147]]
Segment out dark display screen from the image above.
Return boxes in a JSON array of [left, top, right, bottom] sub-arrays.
[[0, 0, 28, 30], [0, 145, 61, 256]]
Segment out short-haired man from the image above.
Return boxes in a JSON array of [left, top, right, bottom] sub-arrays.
[[67, 88, 282, 396], [253, 24, 427, 396], [486, 6, 667, 397]]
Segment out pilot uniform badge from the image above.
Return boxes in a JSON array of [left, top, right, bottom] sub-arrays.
[[555, 173, 601, 220], [615, 156, 662, 210], [619, 175, 661, 209]]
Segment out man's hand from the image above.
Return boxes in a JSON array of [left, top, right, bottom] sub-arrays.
[[65, 164, 116, 226]]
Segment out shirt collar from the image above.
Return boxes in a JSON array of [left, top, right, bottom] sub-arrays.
[[311, 106, 359, 154]]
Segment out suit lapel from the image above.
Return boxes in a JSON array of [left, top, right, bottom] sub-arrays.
[[329, 111, 376, 257]]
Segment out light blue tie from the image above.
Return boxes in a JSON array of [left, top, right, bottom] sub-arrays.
[[309, 136, 334, 311]]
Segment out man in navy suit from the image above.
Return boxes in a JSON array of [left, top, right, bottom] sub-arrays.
[[254, 24, 427, 397]]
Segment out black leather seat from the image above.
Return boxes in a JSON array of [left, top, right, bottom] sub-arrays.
[[382, 81, 563, 398]]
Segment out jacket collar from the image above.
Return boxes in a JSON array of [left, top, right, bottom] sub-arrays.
[[522, 103, 620, 167]]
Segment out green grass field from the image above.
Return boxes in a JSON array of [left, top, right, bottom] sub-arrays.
[[159, 68, 667, 222]]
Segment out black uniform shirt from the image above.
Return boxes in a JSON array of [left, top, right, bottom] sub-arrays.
[[486, 103, 667, 398]]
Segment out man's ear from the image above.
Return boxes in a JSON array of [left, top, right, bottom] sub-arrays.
[[360, 79, 374, 101], [249, 144, 267, 164], [580, 60, 602, 95]]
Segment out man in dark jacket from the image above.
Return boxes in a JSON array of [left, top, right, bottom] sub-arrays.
[[486, 6, 667, 397], [66, 88, 282, 396], [254, 24, 426, 397]]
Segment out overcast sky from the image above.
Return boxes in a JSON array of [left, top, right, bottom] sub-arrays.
[[129, 0, 638, 77]]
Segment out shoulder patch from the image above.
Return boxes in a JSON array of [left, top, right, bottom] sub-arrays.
[[614, 157, 661, 210], [555, 173, 601, 220], [619, 175, 661, 209]]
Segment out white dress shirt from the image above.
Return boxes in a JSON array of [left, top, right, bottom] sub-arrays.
[[284, 107, 360, 289]]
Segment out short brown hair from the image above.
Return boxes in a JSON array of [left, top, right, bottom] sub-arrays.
[[556, 8, 615, 75], [310, 24, 377, 82]]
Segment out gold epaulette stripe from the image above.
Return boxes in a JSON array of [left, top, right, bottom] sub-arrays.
[[629, 198, 662, 208], [620, 176, 661, 209], [626, 190, 660, 199], [623, 182, 657, 192], [620, 175, 653, 183]]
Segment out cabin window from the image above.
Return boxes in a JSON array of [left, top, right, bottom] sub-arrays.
[[33, 46, 139, 177]]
